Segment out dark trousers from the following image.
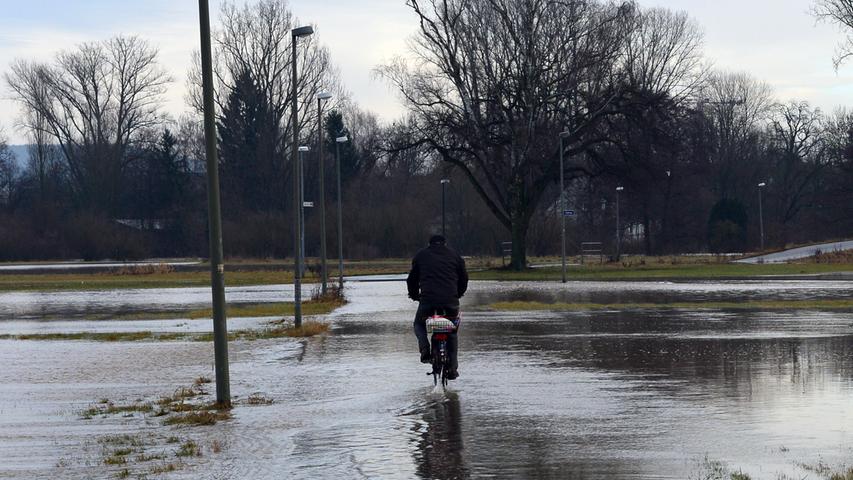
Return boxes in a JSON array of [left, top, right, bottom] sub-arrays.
[[413, 302, 459, 371]]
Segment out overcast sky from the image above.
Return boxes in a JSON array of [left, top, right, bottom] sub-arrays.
[[1, 0, 851, 144]]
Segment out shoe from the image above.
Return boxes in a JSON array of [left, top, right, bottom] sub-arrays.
[[446, 369, 459, 380], [420, 349, 432, 364]]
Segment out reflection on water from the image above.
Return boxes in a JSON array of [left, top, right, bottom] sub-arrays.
[[411, 393, 468, 480]]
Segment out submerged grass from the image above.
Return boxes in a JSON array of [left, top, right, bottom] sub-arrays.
[[488, 299, 853, 311], [2, 331, 183, 342], [798, 460, 853, 480], [82, 402, 153, 419], [175, 440, 201, 457], [163, 409, 231, 427]]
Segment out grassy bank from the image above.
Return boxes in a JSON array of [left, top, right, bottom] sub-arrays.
[[0, 266, 405, 292], [1, 255, 851, 292], [487, 299, 853, 312], [471, 262, 853, 281]]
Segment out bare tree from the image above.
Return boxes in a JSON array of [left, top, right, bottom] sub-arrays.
[[623, 7, 708, 103], [812, 0, 853, 68], [699, 71, 774, 199], [23, 107, 63, 203], [0, 128, 18, 209], [766, 101, 827, 239], [187, 0, 338, 171], [5, 36, 170, 211], [820, 109, 853, 231], [379, 0, 639, 269]]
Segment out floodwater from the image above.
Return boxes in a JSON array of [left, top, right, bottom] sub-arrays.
[[1, 279, 853, 479]]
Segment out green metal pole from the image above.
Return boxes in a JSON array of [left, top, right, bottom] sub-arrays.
[[291, 32, 303, 328], [560, 136, 566, 284], [197, 0, 230, 407], [336, 140, 344, 288], [318, 98, 328, 296]]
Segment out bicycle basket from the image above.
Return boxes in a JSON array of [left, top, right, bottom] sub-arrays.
[[426, 316, 457, 334]]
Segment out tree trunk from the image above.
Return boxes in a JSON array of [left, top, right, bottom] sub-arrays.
[[509, 215, 528, 270]]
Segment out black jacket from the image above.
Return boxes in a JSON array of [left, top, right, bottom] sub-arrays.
[[406, 244, 468, 304]]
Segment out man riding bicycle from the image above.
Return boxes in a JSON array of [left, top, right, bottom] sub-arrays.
[[407, 234, 469, 380]]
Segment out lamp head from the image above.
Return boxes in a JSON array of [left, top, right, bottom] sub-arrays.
[[292, 25, 314, 38], [298, 146, 310, 152], [758, 182, 766, 187], [559, 130, 571, 138], [335, 136, 348, 143], [616, 186, 624, 192], [440, 179, 451, 184], [317, 92, 333, 101]]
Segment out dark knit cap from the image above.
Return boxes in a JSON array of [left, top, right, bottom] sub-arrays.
[[429, 235, 446, 245]]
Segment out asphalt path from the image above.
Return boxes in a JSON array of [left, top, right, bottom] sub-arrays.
[[735, 239, 853, 264]]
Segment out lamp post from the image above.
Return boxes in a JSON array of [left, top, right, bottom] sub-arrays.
[[441, 179, 450, 236], [616, 186, 624, 261], [291, 24, 313, 328], [335, 135, 348, 288], [197, 0, 230, 407], [758, 182, 766, 251], [316, 92, 332, 296], [559, 131, 570, 283], [299, 146, 310, 278]]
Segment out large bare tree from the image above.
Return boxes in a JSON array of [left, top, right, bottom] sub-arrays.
[[5, 36, 170, 212], [380, 0, 710, 269]]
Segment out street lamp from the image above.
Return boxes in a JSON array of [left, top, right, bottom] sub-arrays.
[[758, 182, 766, 251], [616, 186, 624, 261], [335, 135, 348, 288], [299, 146, 310, 279], [291, 24, 313, 328], [559, 130, 571, 283], [440, 179, 450, 236], [317, 92, 332, 295]]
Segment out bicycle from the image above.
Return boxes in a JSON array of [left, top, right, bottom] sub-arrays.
[[425, 314, 459, 388]]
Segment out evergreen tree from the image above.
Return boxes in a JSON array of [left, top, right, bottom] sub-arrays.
[[324, 110, 360, 184], [217, 69, 282, 213]]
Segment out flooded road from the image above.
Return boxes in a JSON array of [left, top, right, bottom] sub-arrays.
[[1, 279, 852, 478]]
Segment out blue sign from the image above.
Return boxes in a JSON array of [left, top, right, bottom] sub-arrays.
[[562, 210, 575, 217]]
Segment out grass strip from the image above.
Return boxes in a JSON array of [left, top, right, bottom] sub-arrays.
[[185, 300, 342, 319], [26, 299, 344, 321], [470, 263, 853, 281], [0, 320, 331, 342], [0, 267, 404, 292], [487, 299, 853, 311]]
